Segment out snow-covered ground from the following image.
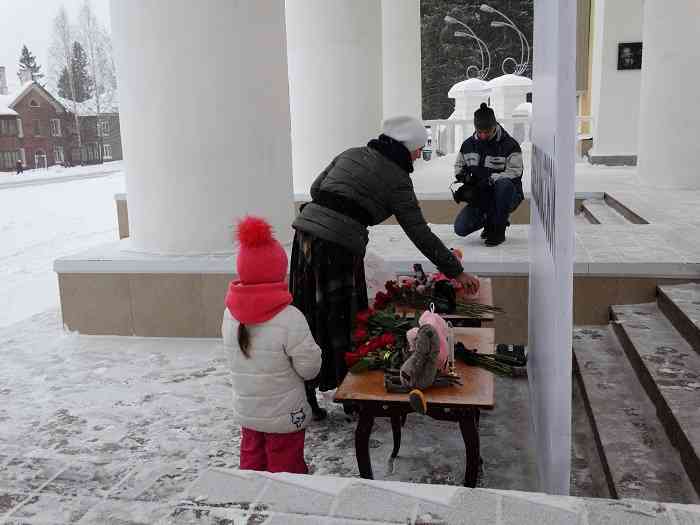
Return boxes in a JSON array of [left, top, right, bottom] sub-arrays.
[[0, 161, 124, 189], [0, 172, 125, 328]]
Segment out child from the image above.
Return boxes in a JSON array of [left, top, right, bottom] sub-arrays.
[[222, 216, 322, 474]]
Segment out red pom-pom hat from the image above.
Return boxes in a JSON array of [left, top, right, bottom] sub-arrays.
[[236, 216, 288, 285]]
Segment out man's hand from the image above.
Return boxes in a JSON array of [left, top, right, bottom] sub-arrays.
[[456, 168, 471, 184], [456, 272, 480, 296]]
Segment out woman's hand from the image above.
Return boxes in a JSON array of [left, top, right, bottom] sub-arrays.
[[456, 272, 480, 296]]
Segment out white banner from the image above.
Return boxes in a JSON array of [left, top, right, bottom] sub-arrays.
[[528, 0, 577, 495]]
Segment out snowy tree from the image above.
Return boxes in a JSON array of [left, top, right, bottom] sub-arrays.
[[57, 41, 93, 103], [17, 45, 44, 83], [50, 5, 83, 159], [78, 0, 117, 163]]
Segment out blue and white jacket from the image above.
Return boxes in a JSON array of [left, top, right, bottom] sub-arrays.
[[454, 124, 524, 197]]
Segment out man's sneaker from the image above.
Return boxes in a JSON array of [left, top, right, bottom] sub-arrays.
[[485, 224, 507, 247], [409, 389, 428, 414]]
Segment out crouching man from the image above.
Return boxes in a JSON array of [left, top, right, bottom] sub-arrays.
[[452, 103, 524, 246]]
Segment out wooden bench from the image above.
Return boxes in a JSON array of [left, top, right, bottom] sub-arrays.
[[334, 327, 495, 487]]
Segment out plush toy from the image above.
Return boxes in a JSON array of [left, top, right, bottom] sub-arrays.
[[384, 310, 461, 414]]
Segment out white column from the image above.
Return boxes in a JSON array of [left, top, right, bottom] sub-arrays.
[[110, 0, 296, 254], [381, 0, 422, 119], [286, 0, 383, 195], [588, 0, 643, 163], [637, 0, 700, 189], [529, 0, 576, 495]]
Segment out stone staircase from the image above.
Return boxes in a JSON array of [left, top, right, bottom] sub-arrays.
[[573, 283, 700, 504], [580, 198, 629, 224]]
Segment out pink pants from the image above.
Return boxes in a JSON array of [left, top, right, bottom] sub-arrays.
[[240, 427, 308, 474]]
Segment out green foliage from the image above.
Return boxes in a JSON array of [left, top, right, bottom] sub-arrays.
[[421, 0, 533, 119], [18, 45, 44, 82]]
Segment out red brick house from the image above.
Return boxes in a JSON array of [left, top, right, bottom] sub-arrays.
[[0, 68, 77, 172]]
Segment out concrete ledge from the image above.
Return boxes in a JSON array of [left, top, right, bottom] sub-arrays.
[[53, 240, 240, 274], [54, 228, 700, 340]]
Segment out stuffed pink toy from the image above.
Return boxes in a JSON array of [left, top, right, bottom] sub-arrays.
[[405, 310, 449, 371]]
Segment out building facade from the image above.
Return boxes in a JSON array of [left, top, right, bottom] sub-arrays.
[[0, 76, 78, 172], [0, 67, 123, 172], [79, 113, 123, 165]]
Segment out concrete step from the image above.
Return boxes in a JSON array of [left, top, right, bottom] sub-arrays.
[[573, 326, 698, 503], [658, 283, 700, 356], [611, 303, 700, 497], [581, 199, 629, 225]]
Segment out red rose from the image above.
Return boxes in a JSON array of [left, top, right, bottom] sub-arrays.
[[379, 333, 396, 347], [356, 309, 373, 324], [353, 327, 368, 343], [357, 342, 372, 356], [366, 337, 382, 352], [374, 291, 390, 310], [431, 272, 449, 282], [345, 352, 361, 367], [385, 280, 399, 296]]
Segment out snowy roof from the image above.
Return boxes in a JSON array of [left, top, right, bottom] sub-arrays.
[[0, 81, 33, 114], [488, 74, 533, 88], [0, 102, 18, 117], [55, 89, 119, 116], [448, 78, 490, 98], [0, 81, 67, 114]]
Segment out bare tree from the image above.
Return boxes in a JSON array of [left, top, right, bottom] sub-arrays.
[[79, 0, 106, 163], [49, 5, 82, 163]]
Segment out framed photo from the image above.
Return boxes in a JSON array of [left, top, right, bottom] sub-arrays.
[[617, 42, 643, 70]]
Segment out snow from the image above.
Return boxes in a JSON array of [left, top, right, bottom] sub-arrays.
[[55, 87, 119, 116], [0, 171, 125, 328], [0, 105, 18, 116], [448, 78, 490, 98], [487, 74, 533, 88], [0, 160, 123, 189]]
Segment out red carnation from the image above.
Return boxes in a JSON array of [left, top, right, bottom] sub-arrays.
[[379, 333, 396, 347], [353, 327, 368, 343]]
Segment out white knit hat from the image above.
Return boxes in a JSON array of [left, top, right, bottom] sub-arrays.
[[381, 116, 429, 151]]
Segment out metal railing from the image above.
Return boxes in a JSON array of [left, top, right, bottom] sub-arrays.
[[424, 116, 594, 157]]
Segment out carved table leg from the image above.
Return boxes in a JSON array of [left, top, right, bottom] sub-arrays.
[[390, 414, 402, 458], [355, 408, 375, 479], [459, 409, 481, 487]]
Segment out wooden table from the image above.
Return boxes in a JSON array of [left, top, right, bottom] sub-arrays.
[[396, 277, 494, 328], [334, 327, 495, 487]]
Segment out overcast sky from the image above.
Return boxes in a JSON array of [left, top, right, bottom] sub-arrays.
[[0, 0, 111, 91]]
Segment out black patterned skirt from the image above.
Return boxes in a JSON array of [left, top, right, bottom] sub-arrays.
[[289, 230, 369, 391]]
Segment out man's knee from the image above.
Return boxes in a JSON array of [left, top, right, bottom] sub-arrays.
[[454, 208, 484, 237], [493, 177, 516, 197]]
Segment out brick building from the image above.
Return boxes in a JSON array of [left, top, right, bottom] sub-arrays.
[[78, 112, 123, 164], [0, 66, 123, 172], [0, 68, 77, 172]]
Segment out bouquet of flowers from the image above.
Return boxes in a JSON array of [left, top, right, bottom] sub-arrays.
[[372, 268, 504, 318], [345, 308, 415, 373]]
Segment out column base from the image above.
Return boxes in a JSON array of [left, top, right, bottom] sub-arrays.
[[54, 240, 239, 337]]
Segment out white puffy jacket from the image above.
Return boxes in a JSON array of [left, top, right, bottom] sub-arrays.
[[221, 305, 322, 434]]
